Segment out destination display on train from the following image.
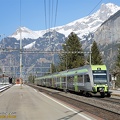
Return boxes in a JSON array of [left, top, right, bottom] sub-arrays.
[[93, 70, 106, 73]]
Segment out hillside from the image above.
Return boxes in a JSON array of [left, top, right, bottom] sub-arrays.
[[0, 3, 120, 77]]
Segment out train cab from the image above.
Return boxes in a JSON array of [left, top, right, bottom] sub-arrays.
[[15, 78, 23, 84]]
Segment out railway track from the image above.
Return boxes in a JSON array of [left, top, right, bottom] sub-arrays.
[[27, 84, 120, 120], [94, 97, 120, 105]]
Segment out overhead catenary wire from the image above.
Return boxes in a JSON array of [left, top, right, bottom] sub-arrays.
[[20, 0, 21, 28], [51, 0, 54, 28], [52, 0, 58, 46], [87, 0, 103, 16], [43, 0, 59, 46], [44, 0, 47, 30], [43, 0, 59, 31], [85, 0, 103, 35], [53, 0, 58, 28], [85, 0, 103, 63], [49, 0, 51, 29], [48, 0, 51, 45]]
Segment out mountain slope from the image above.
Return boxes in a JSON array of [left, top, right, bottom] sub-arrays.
[[94, 10, 120, 45], [9, 27, 46, 40], [9, 3, 120, 40], [55, 3, 120, 38], [1, 2, 120, 75]]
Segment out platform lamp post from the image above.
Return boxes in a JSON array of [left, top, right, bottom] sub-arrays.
[[2, 72, 5, 84], [0, 34, 5, 84], [0, 34, 5, 48], [19, 0, 23, 88], [66, 50, 68, 92], [50, 43, 55, 74], [20, 27, 23, 88]]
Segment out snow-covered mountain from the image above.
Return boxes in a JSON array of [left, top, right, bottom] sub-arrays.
[[9, 3, 120, 41], [55, 3, 120, 39], [23, 41, 36, 49], [1, 2, 120, 74], [10, 27, 46, 40]]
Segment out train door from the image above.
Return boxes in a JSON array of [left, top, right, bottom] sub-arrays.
[[60, 76, 62, 89], [61, 76, 66, 89], [84, 74, 91, 91], [67, 75, 74, 91], [74, 75, 78, 92]]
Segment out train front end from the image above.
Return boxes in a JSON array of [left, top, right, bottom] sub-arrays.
[[91, 65, 111, 97]]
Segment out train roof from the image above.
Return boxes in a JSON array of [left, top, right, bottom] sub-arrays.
[[91, 65, 107, 70], [59, 65, 107, 74], [35, 65, 107, 79]]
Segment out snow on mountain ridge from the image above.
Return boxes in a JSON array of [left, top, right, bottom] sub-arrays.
[[9, 27, 46, 40], [9, 3, 120, 40], [23, 41, 36, 49], [54, 3, 120, 38]]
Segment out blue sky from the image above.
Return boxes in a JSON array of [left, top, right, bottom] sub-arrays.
[[0, 0, 120, 39]]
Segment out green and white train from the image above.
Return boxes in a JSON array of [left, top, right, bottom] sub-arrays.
[[35, 65, 111, 97]]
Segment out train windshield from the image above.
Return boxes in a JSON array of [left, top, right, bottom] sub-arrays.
[[93, 74, 107, 84]]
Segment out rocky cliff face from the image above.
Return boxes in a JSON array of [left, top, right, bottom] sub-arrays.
[[94, 10, 120, 45], [93, 10, 120, 69]]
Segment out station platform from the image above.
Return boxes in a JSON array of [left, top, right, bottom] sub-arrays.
[[0, 84, 100, 120]]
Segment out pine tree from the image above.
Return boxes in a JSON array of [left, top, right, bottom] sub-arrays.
[[114, 45, 120, 87], [50, 63, 56, 73], [46, 63, 57, 74], [28, 74, 35, 83], [59, 32, 85, 71], [0, 68, 2, 72], [116, 45, 120, 68], [91, 41, 103, 65]]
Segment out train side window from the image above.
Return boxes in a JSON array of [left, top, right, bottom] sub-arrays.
[[62, 77, 66, 82], [84, 74, 90, 82], [78, 75, 83, 83], [67, 76, 74, 83], [57, 77, 60, 82], [109, 74, 112, 82]]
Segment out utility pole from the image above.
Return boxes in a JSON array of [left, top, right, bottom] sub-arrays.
[[20, 27, 22, 88], [19, 0, 22, 88], [90, 44, 92, 65], [64, 44, 68, 92], [0, 34, 5, 84]]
